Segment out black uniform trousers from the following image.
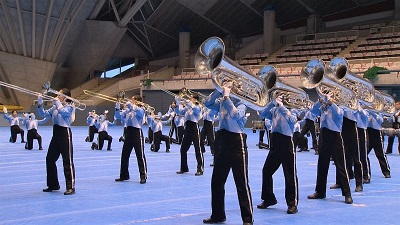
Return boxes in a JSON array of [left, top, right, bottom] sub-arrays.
[[98, 131, 112, 150], [10, 125, 24, 143], [261, 132, 298, 207], [46, 125, 75, 190], [367, 127, 390, 177], [179, 121, 203, 172], [293, 131, 300, 150], [169, 117, 178, 140], [153, 130, 170, 151], [357, 128, 370, 181], [300, 119, 318, 149], [386, 122, 400, 153], [26, 128, 42, 150], [315, 128, 351, 197], [210, 129, 253, 223], [336, 117, 363, 186], [119, 126, 147, 180], [147, 127, 153, 144], [200, 120, 215, 154], [88, 125, 98, 142]]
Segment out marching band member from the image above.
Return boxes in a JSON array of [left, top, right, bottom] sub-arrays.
[[330, 106, 364, 192], [366, 110, 391, 179], [172, 108, 185, 145], [257, 117, 271, 149], [202, 84, 253, 225], [355, 103, 371, 184], [38, 88, 76, 195], [3, 107, 25, 143], [256, 96, 299, 214], [114, 96, 148, 184], [385, 101, 400, 154], [147, 112, 171, 152], [91, 111, 115, 151], [200, 107, 218, 154], [165, 101, 178, 142], [298, 108, 318, 152], [85, 110, 98, 142], [175, 93, 204, 176], [307, 93, 353, 204], [23, 112, 49, 150], [118, 104, 127, 142]]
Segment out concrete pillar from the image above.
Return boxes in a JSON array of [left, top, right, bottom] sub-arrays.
[[395, 0, 400, 20], [263, 10, 275, 54], [179, 31, 190, 68], [307, 15, 320, 34]]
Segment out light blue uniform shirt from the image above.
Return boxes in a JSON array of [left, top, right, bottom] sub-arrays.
[[175, 101, 202, 123], [311, 101, 343, 133], [204, 90, 247, 134], [355, 108, 369, 129], [115, 102, 145, 129], [38, 100, 75, 128], [3, 114, 23, 126], [367, 110, 383, 130], [258, 102, 297, 137]]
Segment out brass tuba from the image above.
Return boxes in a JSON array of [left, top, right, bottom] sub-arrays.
[[327, 57, 375, 105], [195, 37, 269, 111], [258, 65, 313, 109], [300, 59, 358, 110]]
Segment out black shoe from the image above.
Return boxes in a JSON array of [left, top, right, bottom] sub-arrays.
[[243, 223, 253, 225], [257, 200, 277, 209], [115, 178, 129, 182], [385, 151, 392, 154], [119, 136, 125, 142], [176, 170, 188, 174], [166, 149, 170, 153], [39, 147, 43, 150], [85, 136, 90, 142], [297, 149, 303, 152], [195, 171, 203, 176], [303, 149, 310, 151], [287, 205, 298, 214], [203, 217, 226, 224], [363, 178, 370, 184], [384, 174, 391, 178], [140, 178, 146, 184], [355, 185, 363, 192], [145, 137, 149, 143], [43, 186, 60, 192], [330, 184, 341, 189], [91, 143, 97, 150], [345, 196, 353, 204], [64, 189, 75, 195], [314, 151, 319, 155], [21, 140, 26, 143], [307, 192, 326, 199]]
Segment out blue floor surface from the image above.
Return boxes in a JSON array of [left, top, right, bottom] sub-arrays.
[[0, 126, 399, 225]]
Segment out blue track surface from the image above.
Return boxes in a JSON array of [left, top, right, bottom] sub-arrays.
[[0, 126, 399, 225]]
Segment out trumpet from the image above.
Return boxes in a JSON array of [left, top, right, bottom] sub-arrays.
[[0, 81, 86, 111], [258, 65, 313, 109], [300, 59, 358, 110], [83, 90, 155, 113]]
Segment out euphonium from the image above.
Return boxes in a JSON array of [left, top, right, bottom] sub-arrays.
[[327, 57, 375, 105], [300, 59, 358, 110], [195, 36, 269, 111], [258, 65, 312, 109]]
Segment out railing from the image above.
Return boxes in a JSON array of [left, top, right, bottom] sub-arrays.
[[296, 30, 359, 42]]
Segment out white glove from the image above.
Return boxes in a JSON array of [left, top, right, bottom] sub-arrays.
[[320, 94, 328, 103], [104, 110, 109, 114], [245, 113, 250, 117], [275, 96, 283, 107], [37, 95, 43, 105], [222, 86, 231, 97], [115, 102, 121, 110], [3, 106, 7, 114]]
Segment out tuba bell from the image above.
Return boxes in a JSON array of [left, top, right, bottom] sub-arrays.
[[300, 59, 358, 110], [327, 57, 375, 105], [195, 37, 269, 111], [258, 65, 313, 109]]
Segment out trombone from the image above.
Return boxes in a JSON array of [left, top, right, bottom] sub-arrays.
[[83, 90, 155, 113], [151, 82, 203, 105], [0, 81, 86, 111]]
